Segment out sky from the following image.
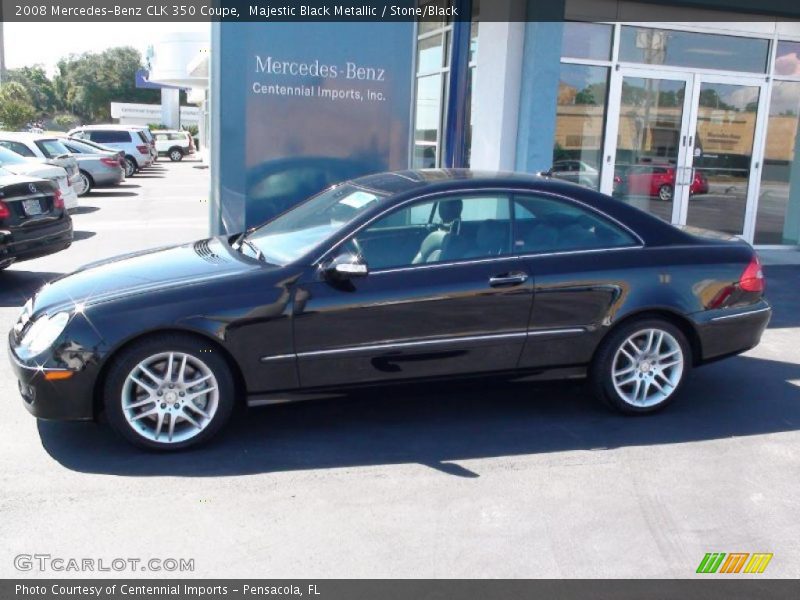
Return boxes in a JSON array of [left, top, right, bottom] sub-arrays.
[[3, 22, 210, 74]]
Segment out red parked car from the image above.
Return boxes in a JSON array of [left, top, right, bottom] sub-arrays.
[[621, 165, 709, 201]]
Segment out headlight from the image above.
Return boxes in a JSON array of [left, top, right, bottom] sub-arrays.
[[17, 312, 70, 358]]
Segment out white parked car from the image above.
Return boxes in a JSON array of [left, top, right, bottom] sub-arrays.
[[67, 125, 154, 178], [0, 141, 78, 210], [152, 130, 196, 161]]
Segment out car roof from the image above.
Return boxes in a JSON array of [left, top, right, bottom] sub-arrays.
[[71, 125, 148, 131], [0, 132, 58, 142]]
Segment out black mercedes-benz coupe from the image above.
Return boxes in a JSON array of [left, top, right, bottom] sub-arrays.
[[0, 171, 73, 270], [9, 170, 770, 450]]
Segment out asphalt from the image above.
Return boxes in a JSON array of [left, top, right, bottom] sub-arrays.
[[0, 161, 798, 578]]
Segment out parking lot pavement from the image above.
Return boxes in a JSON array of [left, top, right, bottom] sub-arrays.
[[1, 165, 799, 578]]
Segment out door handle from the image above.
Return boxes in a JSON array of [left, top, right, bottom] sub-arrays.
[[489, 272, 528, 287]]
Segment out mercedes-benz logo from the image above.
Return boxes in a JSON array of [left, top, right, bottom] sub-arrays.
[[28, 183, 37, 194]]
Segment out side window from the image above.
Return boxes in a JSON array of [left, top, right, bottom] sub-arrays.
[[0, 141, 35, 157], [353, 195, 513, 270], [513, 195, 638, 254], [88, 130, 129, 143]]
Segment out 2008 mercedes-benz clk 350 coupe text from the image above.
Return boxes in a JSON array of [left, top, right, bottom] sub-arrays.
[[9, 170, 771, 450]]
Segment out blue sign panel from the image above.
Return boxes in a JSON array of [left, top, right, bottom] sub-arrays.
[[215, 22, 414, 233]]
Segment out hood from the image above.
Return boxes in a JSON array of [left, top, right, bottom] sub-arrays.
[[31, 237, 263, 315]]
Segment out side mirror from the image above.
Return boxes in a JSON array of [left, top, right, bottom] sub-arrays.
[[323, 253, 368, 280]]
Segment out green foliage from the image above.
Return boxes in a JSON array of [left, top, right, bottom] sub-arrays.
[[4, 66, 58, 115], [147, 123, 169, 130], [0, 82, 37, 130], [54, 47, 160, 122], [52, 113, 81, 131], [183, 124, 199, 137]]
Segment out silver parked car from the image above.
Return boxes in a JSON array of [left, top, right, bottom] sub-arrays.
[[59, 138, 125, 195]]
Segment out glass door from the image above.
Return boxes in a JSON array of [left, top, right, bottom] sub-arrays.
[[603, 69, 769, 242], [601, 69, 694, 224], [680, 75, 768, 240]]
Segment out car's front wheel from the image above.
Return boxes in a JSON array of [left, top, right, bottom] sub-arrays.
[[103, 334, 235, 450], [590, 319, 690, 414], [658, 184, 674, 201]]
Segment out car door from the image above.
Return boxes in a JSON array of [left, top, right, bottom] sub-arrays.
[[292, 192, 535, 388], [511, 193, 642, 370]]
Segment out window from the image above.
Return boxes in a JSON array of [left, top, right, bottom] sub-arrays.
[[35, 139, 70, 159], [353, 195, 512, 269], [561, 22, 613, 61], [775, 41, 800, 78], [0, 141, 35, 157], [619, 27, 769, 74], [513, 195, 637, 253], [756, 80, 800, 245], [88, 130, 131, 144], [552, 64, 609, 190]]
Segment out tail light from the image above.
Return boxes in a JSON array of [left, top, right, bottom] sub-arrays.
[[100, 157, 119, 167], [136, 145, 148, 154], [739, 254, 765, 293], [0, 201, 10, 220], [54, 189, 65, 210]]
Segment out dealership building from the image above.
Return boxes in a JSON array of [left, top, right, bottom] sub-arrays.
[[208, 0, 800, 248]]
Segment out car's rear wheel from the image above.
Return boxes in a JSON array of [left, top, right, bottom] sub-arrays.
[[123, 157, 137, 178], [169, 148, 184, 162], [658, 184, 673, 201], [103, 334, 235, 450], [590, 319, 690, 414], [76, 171, 92, 196]]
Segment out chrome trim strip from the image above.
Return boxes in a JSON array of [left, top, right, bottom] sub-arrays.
[[295, 331, 528, 358], [527, 327, 586, 336], [259, 353, 296, 363], [710, 306, 772, 322], [260, 327, 588, 362], [370, 245, 642, 275], [314, 186, 646, 264]]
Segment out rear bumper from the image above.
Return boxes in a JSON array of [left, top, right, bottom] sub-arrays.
[[0, 217, 73, 265], [692, 300, 772, 363], [92, 168, 125, 186]]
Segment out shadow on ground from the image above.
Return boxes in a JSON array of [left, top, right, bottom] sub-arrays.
[[38, 354, 800, 478], [763, 265, 800, 328], [89, 191, 139, 198]]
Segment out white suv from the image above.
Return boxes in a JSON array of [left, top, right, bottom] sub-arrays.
[[68, 126, 153, 177], [153, 130, 195, 161]]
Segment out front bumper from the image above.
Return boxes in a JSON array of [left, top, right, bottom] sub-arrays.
[[0, 217, 72, 265], [692, 300, 772, 363], [8, 344, 96, 421]]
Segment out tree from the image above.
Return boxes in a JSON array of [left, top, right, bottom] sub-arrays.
[[4, 66, 58, 115], [0, 82, 36, 130], [54, 47, 159, 122]]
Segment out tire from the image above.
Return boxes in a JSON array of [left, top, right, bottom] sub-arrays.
[[103, 333, 236, 451], [77, 171, 93, 196], [658, 184, 674, 202], [124, 157, 137, 178], [590, 318, 691, 415], [169, 148, 184, 162]]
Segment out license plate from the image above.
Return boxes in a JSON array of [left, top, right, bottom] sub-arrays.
[[22, 199, 43, 216]]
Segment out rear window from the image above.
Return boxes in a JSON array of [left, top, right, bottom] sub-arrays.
[[35, 139, 71, 158], [0, 140, 36, 157], [136, 131, 148, 143], [88, 130, 131, 144]]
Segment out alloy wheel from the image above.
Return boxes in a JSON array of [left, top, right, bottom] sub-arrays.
[[169, 149, 183, 162], [611, 328, 684, 408], [124, 158, 136, 178], [76, 173, 91, 196], [120, 351, 219, 444], [659, 185, 673, 202]]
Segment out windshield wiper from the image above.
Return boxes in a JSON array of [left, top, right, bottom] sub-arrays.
[[233, 231, 265, 262]]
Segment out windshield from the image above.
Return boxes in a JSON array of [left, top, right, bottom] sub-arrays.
[[0, 146, 29, 166], [244, 183, 387, 265], [36, 139, 71, 158]]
